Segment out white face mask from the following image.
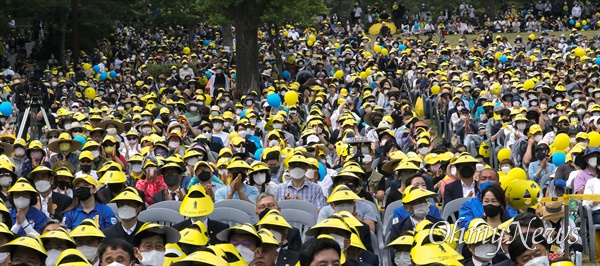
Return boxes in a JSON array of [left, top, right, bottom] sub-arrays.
[[363, 154, 373, 164], [168, 141, 179, 149], [78, 245, 98, 262], [140, 250, 165, 266], [394, 251, 412, 266], [246, 129, 254, 136], [269, 139, 280, 147], [189, 106, 198, 112], [290, 167, 306, 180], [0, 252, 8, 264], [234, 147, 245, 153], [0, 177, 11, 187], [476, 163, 485, 172], [450, 166, 457, 175], [534, 135, 543, 142], [92, 150, 100, 158], [273, 123, 283, 129], [224, 121, 231, 128], [305, 169, 316, 180], [253, 173, 266, 185], [523, 255, 550, 266], [412, 202, 428, 219], [187, 158, 199, 167], [35, 180, 52, 193], [118, 205, 137, 220], [589, 157, 598, 167], [107, 262, 127, 266], [418, 147, 429, 155], [213, 123, 223, 130], [203, 132, 212, 139], [517, 123, 526, 130], [238, 130, 247, 138], [218, 169, 229, 176], [46, 249, 62, 266], [472, 243, 497, 261], [131, 164, 142, 173], [334, 203, 354, 213], [235, 245, 256, 264], [13, 196, 30, 209], [501, 166, 511, 174], [330, 233, 346, 250]]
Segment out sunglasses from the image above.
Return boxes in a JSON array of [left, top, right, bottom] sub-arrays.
[[127, 137, 137, 141]]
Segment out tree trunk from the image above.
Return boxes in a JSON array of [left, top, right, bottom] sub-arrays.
[[222, 22, 234, 47], [234, 4, 260, 95], [71, 0, 80, 67], [271, 23, 284, 79], [59, 10, 68, 67]]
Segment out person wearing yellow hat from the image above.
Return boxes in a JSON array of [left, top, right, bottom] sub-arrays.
[[48, 132, 82, 169], [0, 235, 47, 266], [10, 138, 27, 177], [274, 153, 326, 209], [151, 162, 186, 204], [133, 222, 181, 266], [216, 223, 262, 264], [389, 185, 440, 242], [99, 238, 136, 266], [21, 140, 50, 178], [443, 153, 480, 207], [298, 236, 342, 266], [214, 158, 259, 203], [8, 177, 48, 236], [27, 165, 73, 221], [63, 175, 117, 230], [40, 228, 77, 266], [103, 187, 145, 246]]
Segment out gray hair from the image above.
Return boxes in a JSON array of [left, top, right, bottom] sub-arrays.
[[255, 192, 277, 209]]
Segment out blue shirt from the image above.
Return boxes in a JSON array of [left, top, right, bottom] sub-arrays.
[[390, 204, 440, 228], [274, 180, 327, 209], [458, 197, 518, 229], [214, 184, 259, 203], [247, 135, 262, 150], [10, 207, 48, 236], [187, 175, 224, 191], [180, 175, 192, 193], [527, 160, 557, 183], [64, 202, 117, 230]]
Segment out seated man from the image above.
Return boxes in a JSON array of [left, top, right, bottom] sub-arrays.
[[274, 153, 326, 210], [172, 186, 229, 244], [216, 223, 262, 265], [389, 186, 441, 242], [99, 238, 136, 266], [298, 237, 341, 266], [214, 158, 259, 203], [254, 229, 281, 266], [255, 192, 302, 253], [133, 223, 180, 266]]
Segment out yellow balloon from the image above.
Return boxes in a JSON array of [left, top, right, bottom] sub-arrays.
[[491, 82, 501, 94], [381, 48, 389, 56], [84, 87, 96, 100], [283, 31, 289, 37], [497, 148, 511, 162], [506, 180, 541, 210], [334, 70, 344, 79], [523, 79, 535, 90], [574, 47, 585, 57], [583, 20, 588, 25], [360, 72, 368, 80], [374, 45, 382, 53], [554, 133, 570, 150], [507, 168, 527, 182], [576, 22, 581, 28], [82, 63, 91, 71], [494, 52, 502, 60], [529, 34, 535, 41], [204, 94, 212, 105], [309, 35, 316, 42], [307, 40, 314, 47], [588, 132, 600, 147], [334, 43, 340, 49], [183, 47, 191, 55], [284, 90, 299, 106], [431, 85, 440, 95]]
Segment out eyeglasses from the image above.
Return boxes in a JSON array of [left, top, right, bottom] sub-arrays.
[[257, 203, 277, 211], [0, 173, 11, 177], [202, 130, 212, 134], [127, 137, 137, 141], [230, 240, 254, 249], [80, 159, 93, 164]]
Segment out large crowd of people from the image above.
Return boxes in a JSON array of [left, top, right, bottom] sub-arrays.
[[0, 1, 600, 266]]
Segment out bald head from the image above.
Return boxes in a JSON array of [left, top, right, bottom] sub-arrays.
[[479, 169, 499, 185]]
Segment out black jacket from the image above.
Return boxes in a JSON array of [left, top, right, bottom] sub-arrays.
[[285, 227, 302, 253], [275, 248, 299, 266], [443, 179, 479, 208], [389, 215, 443, 243], [102, 220, 144, 246], [357, 250, 379, 266], [49, 191, 73, 222], [172, 218, 229, 245]]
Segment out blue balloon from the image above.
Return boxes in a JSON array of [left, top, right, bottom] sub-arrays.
[[73, 136, 86, 150], [232, 73, 236, 79], [205, 70, 211, 79], [414, 23, 420, 28], [240, 109, 247, 118], [552, 152, 566, 166], [584, 25, 589, 30], [109, 70, 117, 78], [499, 55, 507, 63], [570, 19, 575, 25], [254, 148, 264, 160], [282, 70, 291, 81], [203, 40, 210, 46], [267, 93, 281, 108], [0, 102, 12, 116], [596, 57, 600, 66], [100, 73, 108, 81], [318, 162, 326, 182], [370, 82, 377, 89], [398, 44, 406, 50], [92, 65, 101, 73]]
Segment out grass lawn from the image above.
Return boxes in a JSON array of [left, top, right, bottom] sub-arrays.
[[369, 30, 600, 47]]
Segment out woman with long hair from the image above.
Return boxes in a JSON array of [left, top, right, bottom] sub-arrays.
[[62, 175, 116, 230]]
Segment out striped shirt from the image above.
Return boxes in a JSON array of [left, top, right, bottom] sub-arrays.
[[275, 180, 326, 209]]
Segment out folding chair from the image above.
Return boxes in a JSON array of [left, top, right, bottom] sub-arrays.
[[147, 200, 182, 212], [370, 230, 381, 264], [586, 205, 600, 262], [209, 207, 251, 227], [138, 208, 184, 226], [441, 197, 471, 223], [214, 199, 259, 224], [278, 200, 319, 218], [280, 209, 316, 243], [107, 202, 119, 221], [383, 200, 403, 233]]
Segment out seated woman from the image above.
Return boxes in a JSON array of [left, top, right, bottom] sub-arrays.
[[8, 178, 48, 236], [479, 183, 511, 228], [63, 175, 116, 230], [390, 175, 440, 227], [388, 185, 441, 242]]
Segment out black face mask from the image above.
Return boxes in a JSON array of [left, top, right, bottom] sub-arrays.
[[57, 180, 71, 190], [484, 204, 503, 217], [269, 166, 280, 175], [231, 172, 247, 180], [459, 166, 475, 178], [80, 164, 92, 173], [197, 171, 212, 182], [75, 187, 92, 201], [164, 174, 180, 187]]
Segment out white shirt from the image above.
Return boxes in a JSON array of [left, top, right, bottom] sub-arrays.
[[213, 130, 230, 146], [470, 258, 490, 266], [39, 193, 51, 218], [54, 188, 73, 198], [583, 178, 600, 211], [461, 180, 476, 198], [121, 222, 138, 235]]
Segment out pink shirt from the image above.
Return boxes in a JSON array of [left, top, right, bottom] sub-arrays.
[[574, 169, 597, 193]]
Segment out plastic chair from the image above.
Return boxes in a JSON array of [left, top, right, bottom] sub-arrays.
[[441, 197, 471, 223], [209, 207, 251, 227], [138, 208, 184, 226], [214, 199, 259, 224], [107, 202, 119, 221], [147, 200, 182, 212], [370, 230, 381, 264], [383, 200, 403, 236], [586, 205, 600, 262], [278, 200, 319, 218], [280, 209, 316, 243]]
